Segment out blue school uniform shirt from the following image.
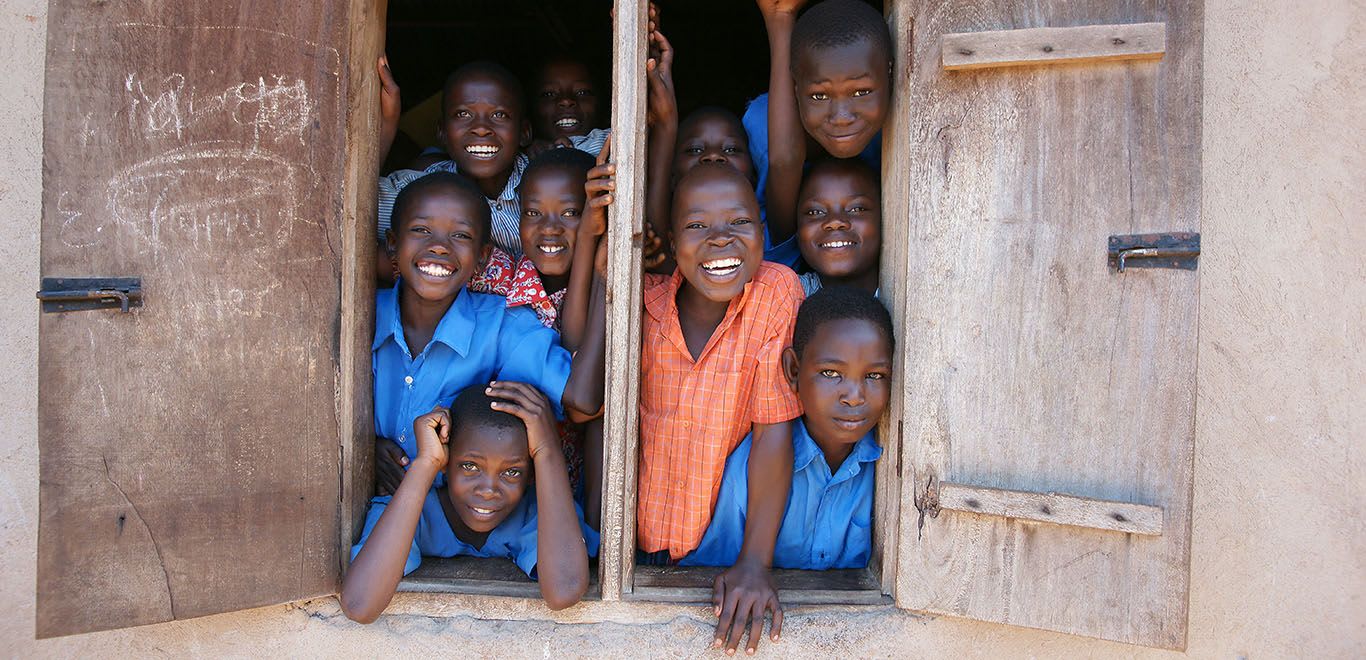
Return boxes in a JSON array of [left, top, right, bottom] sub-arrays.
[[679, 417, 881, 570], [350, 487, 600, 578], [373, 283, 572, 463], [742, 93, 883, 270]]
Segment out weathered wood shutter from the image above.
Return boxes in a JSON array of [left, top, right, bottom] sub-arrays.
[[36, 2, 364, 637], [885, 0, 1201, 649]]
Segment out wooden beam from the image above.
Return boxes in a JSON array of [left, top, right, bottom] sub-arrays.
[[941, 22, 1166, 71], [629, 566, 889, 606], [936, 482, 1164, 536]]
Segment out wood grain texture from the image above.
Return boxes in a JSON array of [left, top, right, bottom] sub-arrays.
[[599, 0, 649, 601], [36, 2, 350, 637], [398, 557, 602, 600], [942, 22, 1166, 70], [630, 566, 888, 605], [338, 0, 386, 581], [937, 482, 1165, 536], [894, 0, 1201, 649]]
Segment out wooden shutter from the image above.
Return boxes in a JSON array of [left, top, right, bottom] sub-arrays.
[[36, 2, 363, 637], [887, 0, 1201, 649]]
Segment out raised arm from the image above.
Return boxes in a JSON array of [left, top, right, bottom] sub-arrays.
[[377, 55, 402, 166], [487, 382, 590, 610], [645, 27, 678, 270], [561, 138, 612, 352], [758, 0, 809, 246], [340, 407, 449, 623]]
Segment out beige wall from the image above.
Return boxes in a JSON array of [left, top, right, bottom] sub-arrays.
[[2, 0, 1361, 656]]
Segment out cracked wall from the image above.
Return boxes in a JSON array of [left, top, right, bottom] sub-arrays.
[[0, 0, 1361, 656]]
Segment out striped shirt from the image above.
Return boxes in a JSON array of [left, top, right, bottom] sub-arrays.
[[375, 130, 608, 257], [636, 262, 804, 558]]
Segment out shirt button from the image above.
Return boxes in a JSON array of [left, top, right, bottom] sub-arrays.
[[404, 376, 413, 385]]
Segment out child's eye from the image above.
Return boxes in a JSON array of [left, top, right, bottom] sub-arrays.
[[563, 208, 580, 217], [685, 221, 706, 230], [723, 146, 741, 154], [539, 90, 556, 99], [820, 369, 841, 379], [453, 231, 473, 241], [809, 92, 829, 101], [731, 217, 753, 225], [805, 208, 825, 216], [460, 461, 479, 472], [455, 110, 471, 118], [524, 209, 541, 218], [685, 146, 703, 155], [575, 88, 594, 97], [492, 111, 509, 119], [410, 225, 430, 234], [867, 372, 887, 381], [853, 89, 873, 98], [503, 468, 523, 478], [848, 205, 867, 213]]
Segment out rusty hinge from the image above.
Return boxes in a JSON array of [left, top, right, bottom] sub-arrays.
[[36, 277, 143, 313], [1108, 232, 1200, 272]]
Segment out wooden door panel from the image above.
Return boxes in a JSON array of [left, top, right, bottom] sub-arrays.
[[893, 0, 1200, 649], [37, 3, 350, 637]]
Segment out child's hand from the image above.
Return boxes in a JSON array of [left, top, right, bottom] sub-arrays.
[[756, 0, 808, 20], [642, 222, 668, 271], [377, 54, 401, 127], [412, 406, 452, 470], [646, 29, 676, 127], [712, 560, 783, 655], [374, 436, 409, 496], [485, 381, 561, 462], [583, 135, 615, 239]]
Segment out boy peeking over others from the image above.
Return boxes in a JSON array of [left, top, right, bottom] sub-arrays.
[[683, 287, 893, 570], [341, 383, 598, 621]]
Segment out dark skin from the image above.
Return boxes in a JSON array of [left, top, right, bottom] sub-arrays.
[[783, 319, 892, 470], [438, 71, 533, 200], [531, 59, 600, 142], [645, 26, 679, 274], [518, 166, 587, 295], [672, 110, 756, 187], [341, 383, 590, 622], [796, 161, 882, 294], [760, 0, 892, 250]]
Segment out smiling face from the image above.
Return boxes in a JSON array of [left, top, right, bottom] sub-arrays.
[[673, 109, 755, 184], [387, 183, 491, 305], [518, 166, 586, 280], [670, 166, 765, 303], [445, 423, 532, 534], [797, 161, 881, 280], [532, 59, 599, 141], [439, 69, 529, 189], [787, 317, 892, 450], [793, 40, 890, 158]]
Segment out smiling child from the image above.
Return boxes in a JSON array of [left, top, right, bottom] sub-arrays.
[[683, 286, 893, 571], [794, 159, 882, 295], [341, 383, 598, 621]]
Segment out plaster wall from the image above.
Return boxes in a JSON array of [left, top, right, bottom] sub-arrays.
[[0, 0, 1360, 656]]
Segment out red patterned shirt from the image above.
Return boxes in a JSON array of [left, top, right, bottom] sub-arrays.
[[468, 248, 566, 330]]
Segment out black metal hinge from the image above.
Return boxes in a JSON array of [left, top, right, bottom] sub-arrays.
[[1108, 232, 1200, 272], [36, 277, 143, 313]]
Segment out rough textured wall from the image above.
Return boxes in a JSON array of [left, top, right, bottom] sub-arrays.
[[0, 0, 1360, 656]]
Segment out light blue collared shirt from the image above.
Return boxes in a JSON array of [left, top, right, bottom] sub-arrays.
[[741, 93, 882, 270], [372, 284, 572, 462], [680, 417, 881, 570], [350, 487, 600, 578]]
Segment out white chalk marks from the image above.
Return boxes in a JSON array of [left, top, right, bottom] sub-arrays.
[[124, 73, 318, 146]]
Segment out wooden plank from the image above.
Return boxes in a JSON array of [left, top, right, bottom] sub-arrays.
[[894, 0, 1201, 650], [628, 587, 892, 607], [36, 3, 353, 637], [397, 556, 602, 600], [937, 483, 1164, 536], [338, 0, 388, 576], [600, 0, 649, 601], [630, 567, 888, 605], [874, 0, 915, 600], [942, 22, 1166, 70]]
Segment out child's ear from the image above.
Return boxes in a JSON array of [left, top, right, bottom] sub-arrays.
[[781, 346, 800, 392], [520, 120, 532, 148], [385, 230, 398, 259], [477, 242, 493, 269]]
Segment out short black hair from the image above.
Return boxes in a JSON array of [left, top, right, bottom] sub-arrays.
[[520, 147, 596, 193], [679, 105, 748, 139], [390, 171, 492, 246], [792, 286, 895, 360], [442, 60, 525, 118], [791, 0, 893, 66], [449, 383, 527, 440]]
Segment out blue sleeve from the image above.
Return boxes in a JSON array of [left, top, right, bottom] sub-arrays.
[[763, 234, 803, 270], [742, 94, 771, 213], [494, 306, 573, 418], [512, 498, 600, 579], [679, 440, 752, 567], [350, 496, 423, 577]]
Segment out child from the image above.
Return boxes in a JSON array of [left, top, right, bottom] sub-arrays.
[[341, 383, 599, 621], [376, 61, 534, 257], [793, 159, 882, 295], [683, 286, 893, 571], [371, 172, 605, 496], [749, 0, 893, 258], [529, 55, 609, 155], [590, 160, 803, 653]]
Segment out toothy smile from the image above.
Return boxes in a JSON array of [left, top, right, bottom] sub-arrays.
[[417, 262, 453, 278], [701, 257, 743, 276], [820, 240, 857, 249], [471, 506, 497, 515], [555, 117, 580, 128], [538, 244, 566, 255], [465, 144, 500, 158]]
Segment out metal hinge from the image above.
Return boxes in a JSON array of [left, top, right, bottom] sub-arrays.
[[1108, 232, 1200, 272], [36, 277, 143, 313]]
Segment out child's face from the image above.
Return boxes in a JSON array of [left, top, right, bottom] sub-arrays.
[[387, 187, 490, 304], [518, 167, 586, 278], [671, 168, 764, 303], [787, 318, 892, 449], [673, 113, 755, 184], [445, 425, 531, 533], [439, 73, 528, 184], [794, 40, 890, 158], [796, 165, 881, 280], [532, 60, 599, 141]]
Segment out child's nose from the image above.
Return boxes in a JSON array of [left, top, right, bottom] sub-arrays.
[[828, 100, 856, 125], [557, 95, 577, 108], [700, 150, 727, 165], [823, 213, 851, 230], [841, 382, 867, 406]]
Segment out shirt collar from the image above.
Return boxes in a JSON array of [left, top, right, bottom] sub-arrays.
[[644, 267, 763, 361], [492, 153, 529, 204], [793, 417, 882, 483], [371, 281, 478, 357]]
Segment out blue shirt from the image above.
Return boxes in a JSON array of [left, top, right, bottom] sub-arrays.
[[350, 487, 600, 578], [741, 93, 883, 270], [373, 283, 572, 462], [680, 417, 881, 570]]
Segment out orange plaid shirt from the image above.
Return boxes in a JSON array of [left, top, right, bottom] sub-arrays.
[[637, 262, 804, 558]]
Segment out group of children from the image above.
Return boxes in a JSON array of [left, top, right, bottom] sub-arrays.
[[341, 0, 895, 652]]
